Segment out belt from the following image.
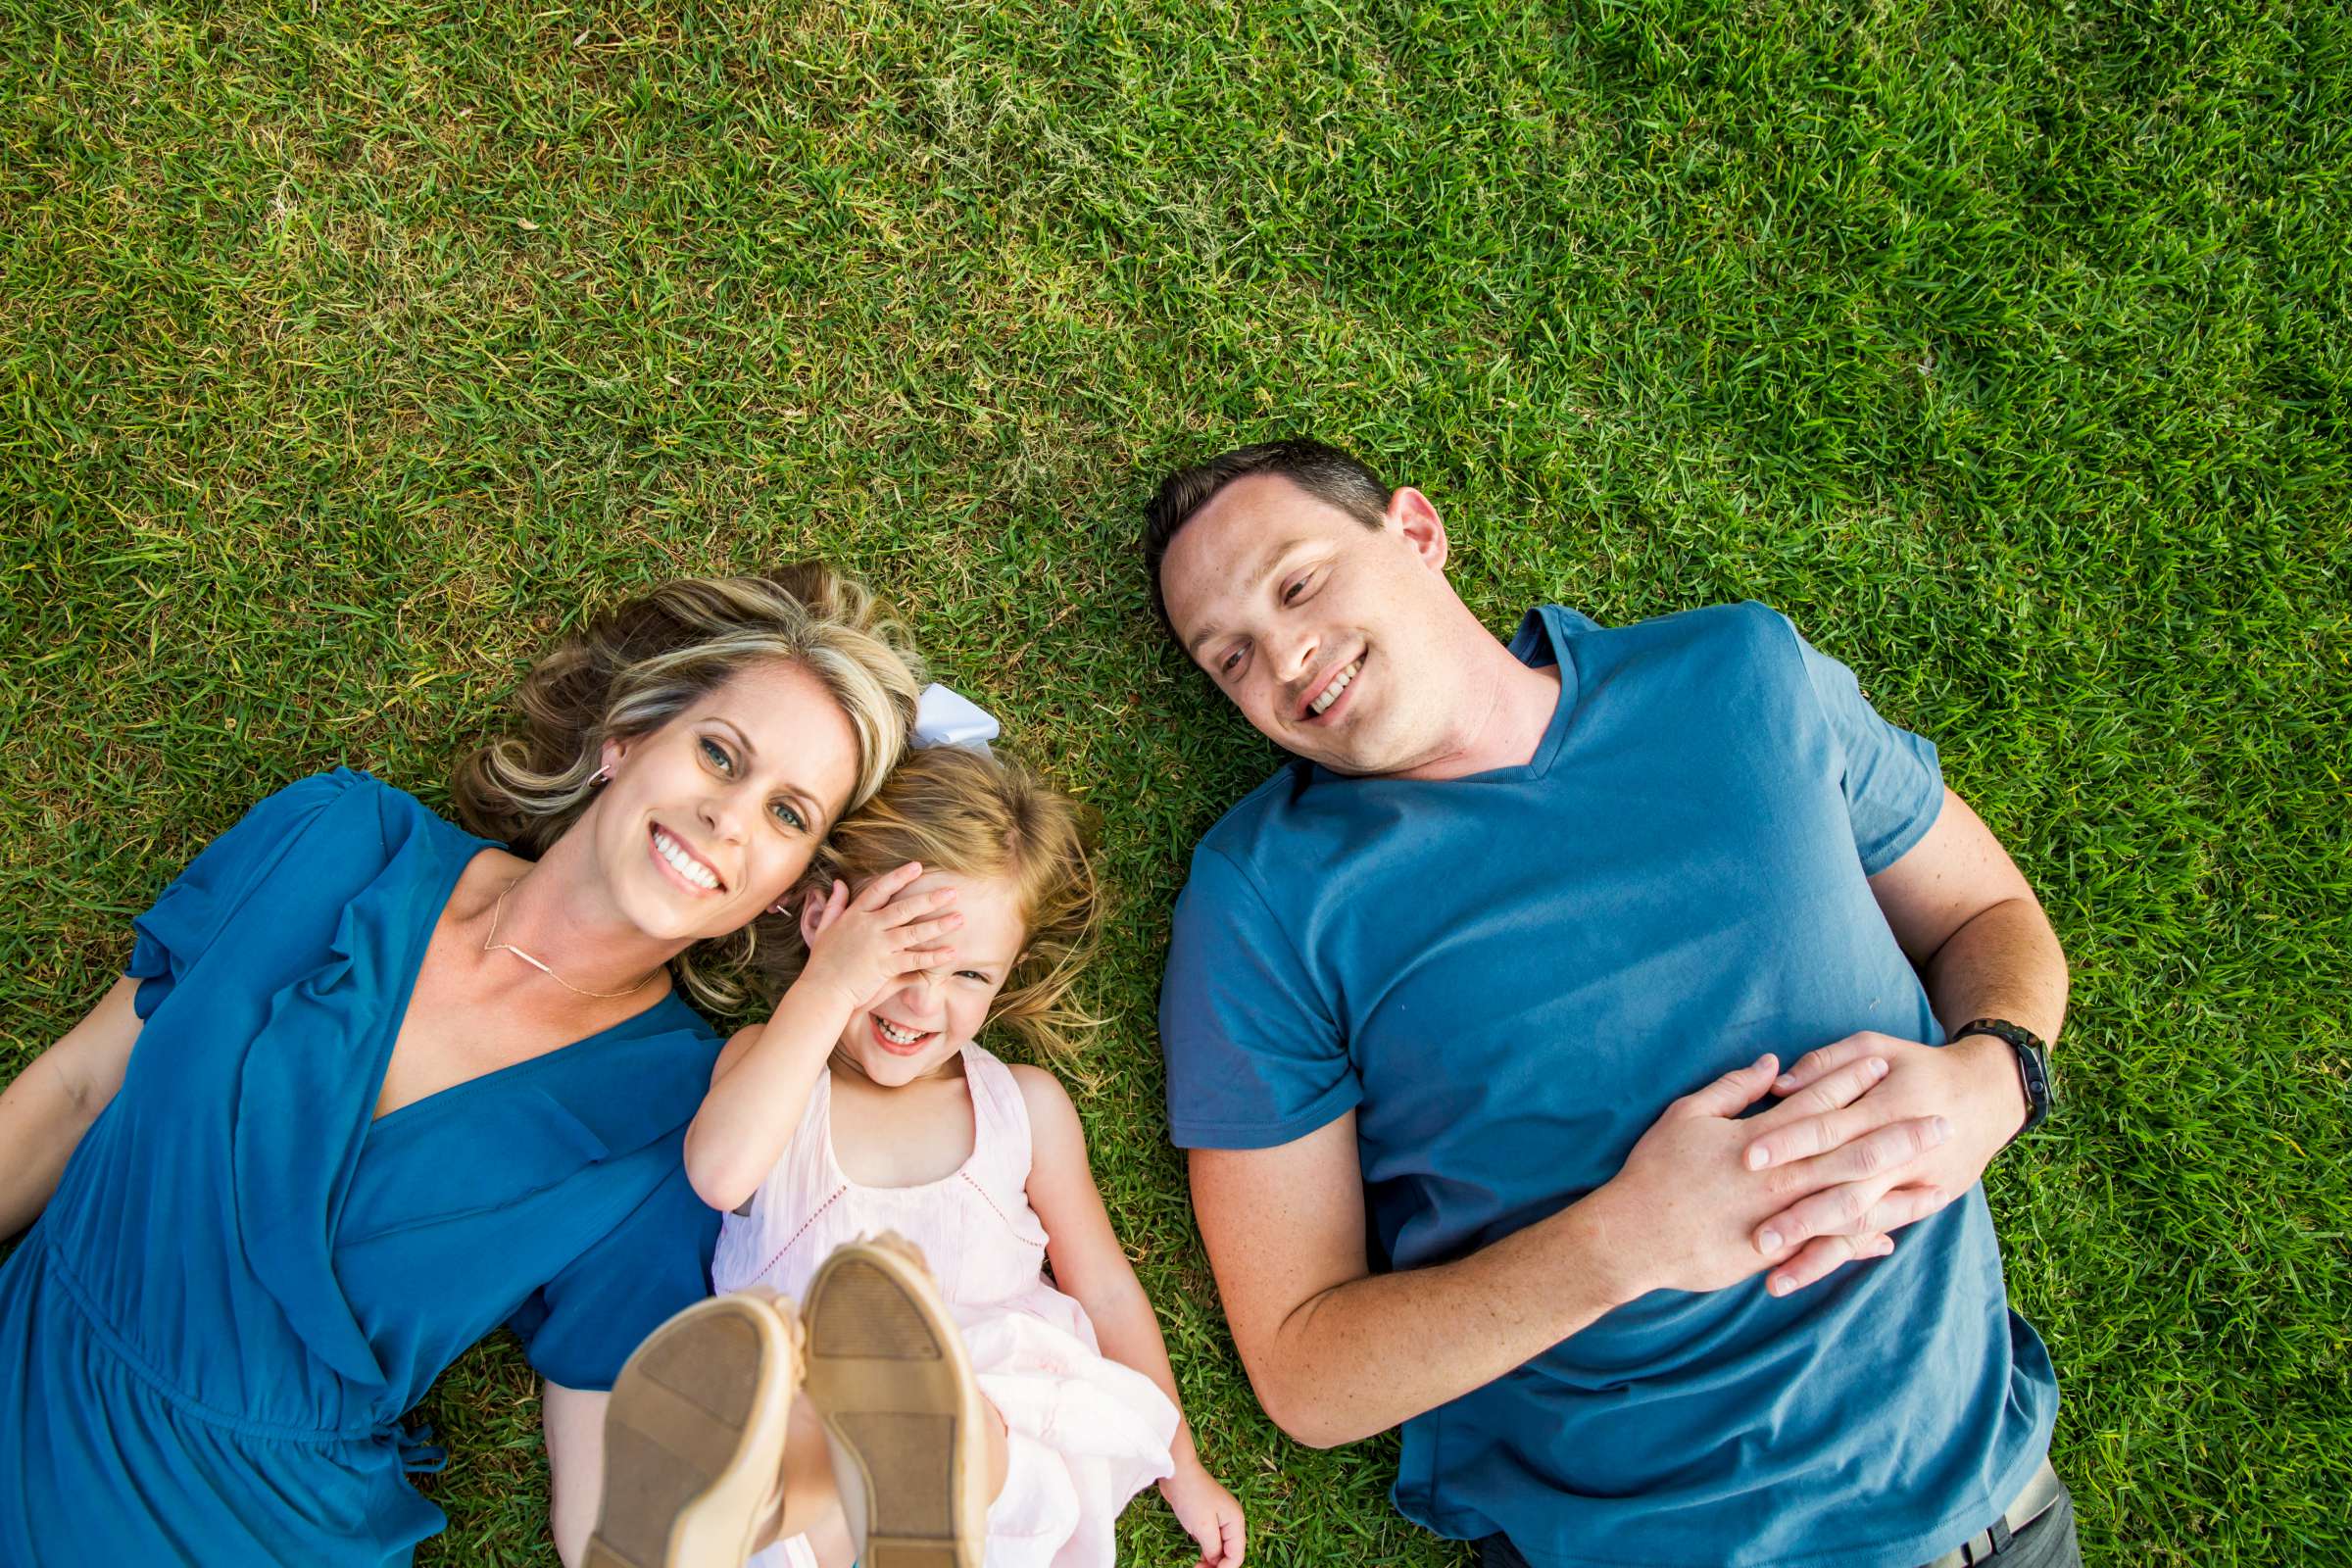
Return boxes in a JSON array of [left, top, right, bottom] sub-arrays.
[[1921, 1458, 2065, 1568]]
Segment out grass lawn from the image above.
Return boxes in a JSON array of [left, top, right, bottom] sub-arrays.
[[3, 0, 2346, 1562]]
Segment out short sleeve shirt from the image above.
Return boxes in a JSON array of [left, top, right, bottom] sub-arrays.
[[1161, 604, 2057, 1567]]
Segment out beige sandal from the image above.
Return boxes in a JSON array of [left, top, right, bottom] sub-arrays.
[[586, 1287, 805, 1568], [800, 1235, 989, 1568]]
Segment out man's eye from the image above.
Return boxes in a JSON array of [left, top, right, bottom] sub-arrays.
[[1283, 570, 1320, 606], [700, 737, 733, 772], [1219, 648, 1245, 676], [771, 801, 807, 831]]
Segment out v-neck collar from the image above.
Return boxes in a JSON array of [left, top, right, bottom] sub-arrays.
[[1303, 605, 1581, 790], [364, 826, 692, 1137], [1476, 605, 1579, 783]]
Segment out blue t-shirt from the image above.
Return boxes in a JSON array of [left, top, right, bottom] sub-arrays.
[[1161, 603, 2057, 1568]]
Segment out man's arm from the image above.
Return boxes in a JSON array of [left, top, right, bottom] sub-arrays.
[[1744, 787, 2070, 1279], [1194, 1053, 1951, 1448], [1872, 786, 2069, 1049]]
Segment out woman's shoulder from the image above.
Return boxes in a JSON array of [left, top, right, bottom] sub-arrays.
[[128, 769, 487, 1014], [185, 766, 494, 915], [236, 764, 370, 822], [234, 765, 427, 828], [239, 767, 489, 856], [148, 767, 410, 906]]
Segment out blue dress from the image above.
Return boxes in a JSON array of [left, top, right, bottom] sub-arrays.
[[0, 769, 725, 1565]]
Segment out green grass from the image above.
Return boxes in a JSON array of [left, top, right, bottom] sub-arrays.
[[2, 0, 2346, 1562]]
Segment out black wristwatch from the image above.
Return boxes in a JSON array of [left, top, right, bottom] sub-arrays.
[[1954, 1018, 2054, 1141]]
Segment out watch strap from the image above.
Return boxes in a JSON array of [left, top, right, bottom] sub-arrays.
[[1954, 1017, 2052, 1140]]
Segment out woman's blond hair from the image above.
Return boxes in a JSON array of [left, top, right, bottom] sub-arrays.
[[814, 745, 1102, 1064], [453, 564, 925, 1012]]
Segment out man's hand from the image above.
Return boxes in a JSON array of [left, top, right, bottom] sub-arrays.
[[1590, 1052, 1954, 1303], [1739, 1030, 2029, 1293]]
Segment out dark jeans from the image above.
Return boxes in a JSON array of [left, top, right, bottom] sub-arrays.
[[1477, 1480, 2082, 1568]]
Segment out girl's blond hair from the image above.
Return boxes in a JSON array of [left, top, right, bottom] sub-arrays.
[[453, 564, 925, 1012], [815, 745, 1102, 1063]]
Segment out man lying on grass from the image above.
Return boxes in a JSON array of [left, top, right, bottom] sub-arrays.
[[1146, 440, 2077, 1568]]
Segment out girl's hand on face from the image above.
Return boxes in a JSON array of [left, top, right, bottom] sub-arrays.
[[795, 861, 962, 1017], [1158, 1460, 1247, 1568]]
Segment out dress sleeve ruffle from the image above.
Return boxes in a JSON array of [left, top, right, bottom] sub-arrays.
[[509, 1152, 720, 1392], [125, 769, 371, 1020]]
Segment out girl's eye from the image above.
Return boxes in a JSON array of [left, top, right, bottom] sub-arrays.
[[700, 737, 733, 772], [771, 801, 807, 831], [957, 970, 990, 983]]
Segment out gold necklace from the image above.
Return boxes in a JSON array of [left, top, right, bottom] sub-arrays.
[[483, 879, 662, 1000]]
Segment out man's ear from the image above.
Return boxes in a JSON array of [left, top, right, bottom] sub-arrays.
[[1388, 486, 1449, 572]]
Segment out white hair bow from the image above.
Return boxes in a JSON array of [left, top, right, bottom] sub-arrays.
[[912, 683, 1000, 755]]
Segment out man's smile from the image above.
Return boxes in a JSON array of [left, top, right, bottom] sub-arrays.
[[1299, 654, 1365, 724]]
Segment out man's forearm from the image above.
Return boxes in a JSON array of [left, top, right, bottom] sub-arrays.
[[1924, 894, 2069, 1045], [1923, 894, 2069, 1138], [1261, 1195, 1632, 1448]]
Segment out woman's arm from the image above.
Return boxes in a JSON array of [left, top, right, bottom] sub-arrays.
[[1013, 1066, 1247, 1568], [0, 977, 144, 1239], [542, 1381, 609, 1568]]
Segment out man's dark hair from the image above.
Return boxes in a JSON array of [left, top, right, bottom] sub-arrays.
[[1142, 439, 1392, 642]]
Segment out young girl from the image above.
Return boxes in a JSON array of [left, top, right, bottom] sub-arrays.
[[646, 742, 1246, 1568]]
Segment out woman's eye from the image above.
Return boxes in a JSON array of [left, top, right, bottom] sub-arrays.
[[700, 737, 733, 772], [771, 801, 807, 831]]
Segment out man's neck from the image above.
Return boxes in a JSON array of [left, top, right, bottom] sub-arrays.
[[1392, 639, 1563, 783]]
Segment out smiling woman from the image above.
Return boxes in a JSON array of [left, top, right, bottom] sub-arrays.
[[0, 565, 923, 1568], [454, 567, 924, 1010]]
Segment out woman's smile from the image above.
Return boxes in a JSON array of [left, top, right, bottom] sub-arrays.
[[648, 822, 726, 896]]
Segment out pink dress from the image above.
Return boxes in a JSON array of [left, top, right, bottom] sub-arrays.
[[711, 1047, 1180, 1568]]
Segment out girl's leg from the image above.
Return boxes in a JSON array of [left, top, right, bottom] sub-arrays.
[[764, 1394, 849, 1552], [761, 1389, 1010, 1567], [590, 1238, 1000, 1568], [984, 1401, 1009, 1503], [586, 1291, 804, 1568], [799, 1235, 999, 1568]]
